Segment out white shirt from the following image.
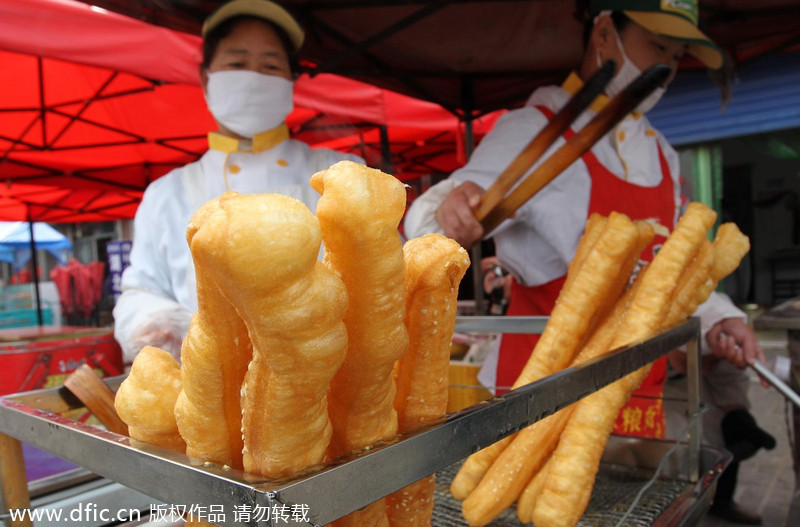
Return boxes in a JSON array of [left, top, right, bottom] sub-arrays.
[[113, 126, 362, 361]]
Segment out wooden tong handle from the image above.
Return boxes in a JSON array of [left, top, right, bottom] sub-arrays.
[[64, 364, 129, 436], [480, 64, 672, 235], [475, 60, 616, 223]]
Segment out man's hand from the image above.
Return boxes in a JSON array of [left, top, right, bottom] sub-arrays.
[[434, 181, 485, 249], [706, 317, 765, 369]]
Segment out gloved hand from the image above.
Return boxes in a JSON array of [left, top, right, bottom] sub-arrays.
[[128, 308, 192, 363]]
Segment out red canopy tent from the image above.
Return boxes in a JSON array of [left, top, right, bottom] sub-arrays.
[[0, 0, 491, 223], [73, 0, 800, 116]]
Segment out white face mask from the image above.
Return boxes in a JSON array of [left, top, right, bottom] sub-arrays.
[[205, 70, 294, 138], [597, 23, 667, 114]]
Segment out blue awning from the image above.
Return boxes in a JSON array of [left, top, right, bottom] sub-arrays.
[[648, 50, 800, 147], [0, 221, 72, 271]]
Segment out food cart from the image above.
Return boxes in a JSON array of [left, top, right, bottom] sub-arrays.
[[0, 317, 730, 527]]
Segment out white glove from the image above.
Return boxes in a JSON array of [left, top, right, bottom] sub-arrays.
[[129, 308, 192, 362]]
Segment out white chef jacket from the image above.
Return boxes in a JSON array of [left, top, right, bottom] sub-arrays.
[[403, 73, 745, 382], [113, 125, 362, 361]]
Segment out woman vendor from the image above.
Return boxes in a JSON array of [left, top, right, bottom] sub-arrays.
[[113, 0, 362, 362]]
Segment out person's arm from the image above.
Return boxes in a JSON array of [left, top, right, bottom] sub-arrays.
[[112, 182, 192, 363], [695, 292, 766, 369], [113, 288, 192, 363], [404, 107, 552, 248], [404, 179, 487, 248], [403, 178, 460, 239]]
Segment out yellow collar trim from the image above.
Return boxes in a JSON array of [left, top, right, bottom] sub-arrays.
[[561, 71, 642, 118], [207, 124, 290, 154]]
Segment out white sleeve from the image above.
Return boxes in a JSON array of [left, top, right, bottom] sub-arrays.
[[693, 291, 747, 354], [403, 179, 460, 239], [112, 180, 191, 362]]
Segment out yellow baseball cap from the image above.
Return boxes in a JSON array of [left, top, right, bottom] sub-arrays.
[[591, 0, 723, 70], [202, 0, 305, 52]]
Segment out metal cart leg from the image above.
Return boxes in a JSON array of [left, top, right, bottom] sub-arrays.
[[685, 324, 702, 483], [0, 432, 32, 527]]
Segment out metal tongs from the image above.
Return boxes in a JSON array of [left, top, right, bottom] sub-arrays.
[[475, 61, 673, 234], [751, 360, 800, 408]]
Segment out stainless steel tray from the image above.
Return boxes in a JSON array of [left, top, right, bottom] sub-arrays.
[[0, 319, 705, 526]]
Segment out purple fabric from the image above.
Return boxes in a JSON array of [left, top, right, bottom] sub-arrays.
[[22, 443, 79, 482]]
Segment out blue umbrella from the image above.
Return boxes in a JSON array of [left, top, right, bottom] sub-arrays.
[[0, 221, 71, 272], [0, 221, 72, 326]]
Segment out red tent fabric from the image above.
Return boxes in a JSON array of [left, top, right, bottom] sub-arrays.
[[0, 0, 201, 85], [71, 0, 800, 116], [0, 0, 486, 222]]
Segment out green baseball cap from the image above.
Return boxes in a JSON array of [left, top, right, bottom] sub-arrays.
[[591, 0, 723, 69]]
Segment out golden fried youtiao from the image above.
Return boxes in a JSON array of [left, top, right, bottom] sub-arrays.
[[386, 234, 469, 527], [311, 161, 408, 527], [115, 346, 185, 451], [174, 195, 252, 469], [454, 212, 644, 520], [189, 191, 348, 480], [532, 202, 717, 527]]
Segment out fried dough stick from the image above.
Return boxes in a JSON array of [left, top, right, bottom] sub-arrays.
[[115, 346, 186, 451], [707, 223, 751, 297], [190, 191, 348, 479], [531, 202, 717, 527], [310, 161, 409, 527], [665, 238, 714, 326], [450, 213, 621, 500], [173, 197, 252, 469], [520, 221, 748, 525], [661, 222, 750, 369], [517, 453, 554, 523], [386, 234, 470, 527], [460, 218, 653, 526], [515, 267, 646, 523]]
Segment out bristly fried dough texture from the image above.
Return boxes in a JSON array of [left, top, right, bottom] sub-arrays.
[[449, 439, 510, 501], [310, 161, 409, 457], [666, 239, 714, 325], [174, 195, 253, 469], [311, 161, 408, 527], [450, 212, 640, 505], [387, 476, 436, 527], [189, 191, 348, 479], [462, 409, 572, 526], [394, 233, 470, 432], [387, 234, 469, 527], [512, 211, 641, 389], [711, 223, 750, 283], [115, 346, 185, 451], [516, 453, 554, 524], [532, 202, 717, 527]]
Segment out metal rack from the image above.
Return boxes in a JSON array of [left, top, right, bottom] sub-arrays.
[[0, 318, 706, 527]]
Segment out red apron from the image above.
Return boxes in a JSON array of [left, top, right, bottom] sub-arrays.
[[495, 106, 675, 438]]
